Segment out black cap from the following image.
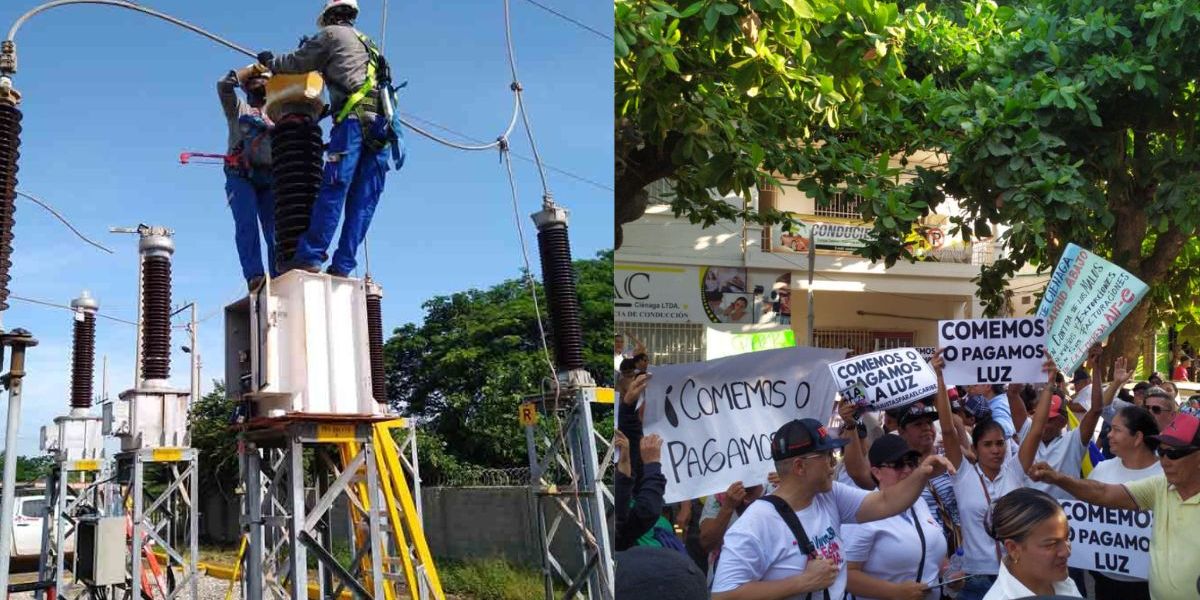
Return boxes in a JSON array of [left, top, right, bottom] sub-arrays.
[[888, 400, 939, 428], [868, 434, 921, 467], [616, 547, 708, 600], [1071, 368, 1090, 384], [770, 418, 848, 460]]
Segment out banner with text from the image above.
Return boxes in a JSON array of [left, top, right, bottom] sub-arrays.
[[1036, 245, 1148, 373], [775, 217, 875, 253], [705, 327, 797, 360], [642, 347, 846, 503], [828, 348, 938, 411], [1060, 500, 1151, 579], [937, 317, 1048, 385]]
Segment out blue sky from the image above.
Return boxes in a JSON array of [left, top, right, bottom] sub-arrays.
[[0, 0, 613, 454]]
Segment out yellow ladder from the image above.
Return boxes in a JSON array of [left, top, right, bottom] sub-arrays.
[[337, 420, 444, 600]]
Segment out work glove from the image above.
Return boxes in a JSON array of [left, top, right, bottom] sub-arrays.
[[235, 64, 265, 86], [256, 50, 274, 67]]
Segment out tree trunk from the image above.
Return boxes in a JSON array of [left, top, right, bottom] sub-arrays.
[[615, 131, 682, 250]]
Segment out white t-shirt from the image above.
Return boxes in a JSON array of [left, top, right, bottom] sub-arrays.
[[1086, 458, 1162, 583], [1027, 428, 1085, 499], [982, 560, 1080, 600], [842, 499, 947, 600], [711, 483, 870, 599], [951, 454, 1027, 576], [1072, 384, 1092, 411]]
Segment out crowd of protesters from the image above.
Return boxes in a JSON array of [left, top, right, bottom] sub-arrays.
[[613, 335, 1200, 600]]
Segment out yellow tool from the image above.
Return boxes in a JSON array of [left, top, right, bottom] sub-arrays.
[[336, 420, 444, 600], [264, 72, 326, 123]]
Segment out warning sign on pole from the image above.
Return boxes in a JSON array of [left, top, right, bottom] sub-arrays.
[[937, 317, 1048, 386], [828, 348, 938, 411], [519, 403, 538, 427]]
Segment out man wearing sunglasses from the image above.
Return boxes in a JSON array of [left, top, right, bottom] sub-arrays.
[[1143, 386, 1178, 432], [1028, 413, 1200, 600]]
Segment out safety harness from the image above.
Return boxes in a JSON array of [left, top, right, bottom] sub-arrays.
[[333, 31, 406, 171]]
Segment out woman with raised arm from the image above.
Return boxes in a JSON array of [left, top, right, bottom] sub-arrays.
[[930, 351, 1042, 600]]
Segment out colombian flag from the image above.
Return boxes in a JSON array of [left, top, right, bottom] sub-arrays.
[[1066, 408, 1106, 477]]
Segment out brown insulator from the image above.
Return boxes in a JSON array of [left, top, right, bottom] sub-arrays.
[[365, 280, 387, 404], [270, 114, 323, 270], [140, 255, 172, 381], [69, 293, 98, 409], [533, 207, 585, 372], [0, 101, 21, 311]]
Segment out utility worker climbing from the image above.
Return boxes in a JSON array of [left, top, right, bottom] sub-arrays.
[[219, 65, 276, 291], [254, 0, 405, 278]]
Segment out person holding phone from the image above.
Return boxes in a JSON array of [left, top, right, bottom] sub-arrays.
[[843, 435, 950, 600]]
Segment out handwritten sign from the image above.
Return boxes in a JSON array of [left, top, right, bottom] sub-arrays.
[[1060, 500, 1151, 579], [1037, 245, 1148, 373], [827, 348, 938, 411], [642, 346, 845, 503], [937, 317, 1048, 385]]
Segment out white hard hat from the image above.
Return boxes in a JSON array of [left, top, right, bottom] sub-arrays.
[[317, 0, 359, 26]]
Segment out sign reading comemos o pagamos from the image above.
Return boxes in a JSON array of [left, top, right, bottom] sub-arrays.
[[641, 346, 845, 503], [937, 317, 1048, 386], [1060, 500, 1151, 579], [827, 348, 938, 411]]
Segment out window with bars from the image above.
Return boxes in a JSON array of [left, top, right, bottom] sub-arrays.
[[616, 322, 706, 366], [813, 329, 915, 356], [813, 193, 866, 220]]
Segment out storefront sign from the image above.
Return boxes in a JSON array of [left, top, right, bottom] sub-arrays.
[[775, 217, 875, 253]]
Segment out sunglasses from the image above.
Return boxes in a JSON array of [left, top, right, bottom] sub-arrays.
[[1147, 405, 1174, 415], [877, 457, 919, 470], [1158, 445, 1199, 460]]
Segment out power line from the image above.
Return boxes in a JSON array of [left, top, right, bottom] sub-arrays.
[[9, 294, 137, 326], [519, 0, 612, 41], [400, 112, 612, 192]]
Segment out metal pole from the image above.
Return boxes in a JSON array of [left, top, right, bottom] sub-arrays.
[[287, 437, 306, 600], [807, 231, 815, 346], [131, 455, 144, 600], [190, 303, 200, 402], [189, 453, 200, 600], [244, 445, 263, 600], [134, 244, 144, 386], [409, 422, 422, 523], [0, 330, 37, 597]]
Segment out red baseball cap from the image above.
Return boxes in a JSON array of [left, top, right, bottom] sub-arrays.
[[1048, 395, 1064, 419], [1152, 413, 1200, 448]]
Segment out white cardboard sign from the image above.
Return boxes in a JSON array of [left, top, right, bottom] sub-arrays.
[[827, 348, 938, 411], [1060, 500, 1151, 579], [936, 317, 1048, 386], [641, 346, 845, 503]]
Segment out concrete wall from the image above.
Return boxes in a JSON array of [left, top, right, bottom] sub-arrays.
[[419, 487, 587, 573]]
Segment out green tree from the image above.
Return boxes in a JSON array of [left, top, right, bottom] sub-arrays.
[[4, 455, 54, 482], [187, 381, 241, 497], [384, 251, 614, 480], [847, 0, 1200, 363], [615, 0, 916, 247]]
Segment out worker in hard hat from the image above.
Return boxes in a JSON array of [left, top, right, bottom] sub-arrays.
[[219, 65, 277, 291], [255, 0, 405, 278]]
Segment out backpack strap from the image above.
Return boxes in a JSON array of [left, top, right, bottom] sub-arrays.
[[757, 496, 831, 600], [909, 506, 927, 585]]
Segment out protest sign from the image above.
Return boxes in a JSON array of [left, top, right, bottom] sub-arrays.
[[642, 346, 845, 503], [915, 347, 937, 362], [1060, 500, 1151, 579], [1037, 244, 1149, 373], [937, 317, 1048, 385], [827, 348, 938, 411], [705, 326, 796, 360]]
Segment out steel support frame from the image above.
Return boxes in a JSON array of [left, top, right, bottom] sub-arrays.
[[36, 463, 107, 600], [526, 391, 614, 600], [118, 447, 200, 600], [241, 421, 387, 600]]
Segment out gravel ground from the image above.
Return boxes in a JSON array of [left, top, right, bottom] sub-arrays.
[[9, 571, 232, 600]]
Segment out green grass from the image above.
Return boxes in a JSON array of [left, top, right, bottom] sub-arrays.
[[439, 558, 549, 600]]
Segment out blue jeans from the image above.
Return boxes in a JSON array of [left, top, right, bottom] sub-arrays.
[[293, 115, 390, 275], [957, 574, 996, 600], [225, 170, 277, 282]]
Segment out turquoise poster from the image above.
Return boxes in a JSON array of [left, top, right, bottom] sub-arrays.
[[1036, 244, 1148, 373]]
